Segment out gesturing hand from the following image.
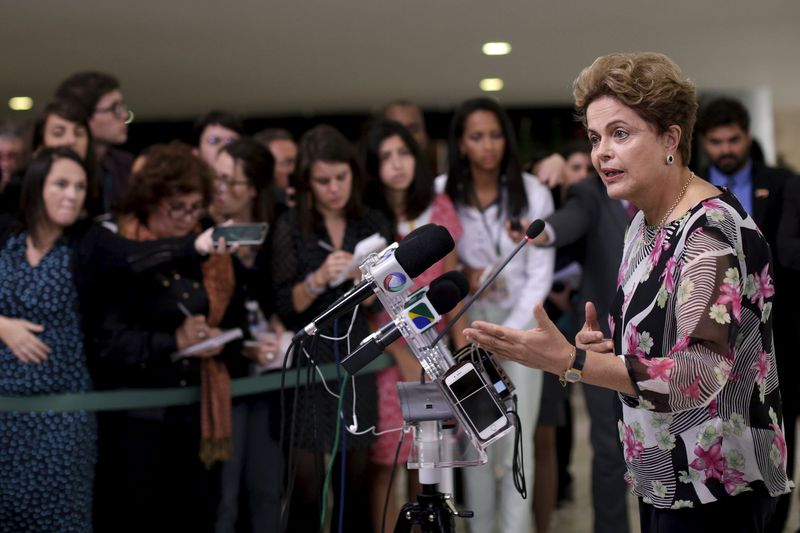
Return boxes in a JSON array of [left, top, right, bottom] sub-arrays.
[[0, 317, 51, 364], [463, 303, 573, 376], [575, 301, 614, 354]]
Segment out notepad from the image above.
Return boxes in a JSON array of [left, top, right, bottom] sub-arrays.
[[328, 233, 388, 287], [171, 328, 243, 361]]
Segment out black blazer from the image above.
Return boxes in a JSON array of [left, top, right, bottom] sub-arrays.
[[545, 174, 628, 337]]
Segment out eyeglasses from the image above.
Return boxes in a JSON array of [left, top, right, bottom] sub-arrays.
[[214, 175, 250, 189], [165, 201, 204, 220], [94, 102, 135, 124], [204, 135, 237, 147]]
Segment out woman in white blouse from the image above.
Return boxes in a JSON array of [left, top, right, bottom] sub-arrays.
[[437, 97, 555, 533]]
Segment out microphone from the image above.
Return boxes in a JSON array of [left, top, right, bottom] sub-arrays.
[[342, 271, 469, 374], [294, 224, 455, 340], [430, 219, 545, 347]]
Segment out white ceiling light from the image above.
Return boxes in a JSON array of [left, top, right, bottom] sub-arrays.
[[482, 42, 512, 56], [8, 97, 33, 111], [480, 78, 504, 92]]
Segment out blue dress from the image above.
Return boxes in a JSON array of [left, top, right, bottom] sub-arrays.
[[0, 233, 96, 533]]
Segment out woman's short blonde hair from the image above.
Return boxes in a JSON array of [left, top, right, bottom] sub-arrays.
[[573, 52, 698, 165]]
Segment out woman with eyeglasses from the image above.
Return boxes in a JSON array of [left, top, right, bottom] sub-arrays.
[[211, 137, 287, 532], [91, 141, 249, 533], [0, 146, 221, 532], [438, 97, 555, 533], [272, 124, 393, 532]]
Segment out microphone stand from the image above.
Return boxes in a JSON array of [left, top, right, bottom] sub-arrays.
[[392, 421, 473, 533]]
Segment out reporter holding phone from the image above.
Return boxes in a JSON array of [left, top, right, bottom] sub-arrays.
[[435, 97, 555, 533], [271, 125, 392, 532], [211, 137, 286, 532], [92, 142, 249, 533]]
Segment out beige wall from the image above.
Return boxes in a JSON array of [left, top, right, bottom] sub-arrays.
[[775, 108, 800, 172]]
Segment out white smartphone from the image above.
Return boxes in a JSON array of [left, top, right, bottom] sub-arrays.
[[443, 361, 508, 440]]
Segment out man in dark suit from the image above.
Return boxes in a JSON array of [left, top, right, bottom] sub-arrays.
[[534, 173, 630, 533], [697, 97, 797, 533]]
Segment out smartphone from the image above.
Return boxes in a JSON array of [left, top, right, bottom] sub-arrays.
[[211, 223, 268, 245], [444, 361, 508, 440]]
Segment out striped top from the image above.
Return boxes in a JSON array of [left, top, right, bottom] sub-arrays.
[[611, 189, 792, 509]]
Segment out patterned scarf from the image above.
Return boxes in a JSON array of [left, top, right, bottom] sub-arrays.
[[119, 216, 234, 467]]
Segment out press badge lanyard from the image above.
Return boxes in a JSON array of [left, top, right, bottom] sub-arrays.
[[470, 177, 506, 258]]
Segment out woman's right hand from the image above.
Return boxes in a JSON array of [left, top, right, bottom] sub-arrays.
[[175, 315, 212, 352], [0, 316, 51, 364], [575, 301, 614, 354], [316, 251, 354, 285]]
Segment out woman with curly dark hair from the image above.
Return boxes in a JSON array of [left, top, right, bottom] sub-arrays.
[[92, 141, 248, 533]]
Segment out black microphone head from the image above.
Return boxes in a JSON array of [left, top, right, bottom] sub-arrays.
[[401, 223, 437, 242], [430, 270, 469, 300], [526, 219, 546, 240], [425, 279, 462, 315], [395, 224, 454, 278]]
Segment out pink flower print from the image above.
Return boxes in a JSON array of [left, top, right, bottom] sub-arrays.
[[623, 470, 635, 488], [625, 324, 645, 357], [623, 424, 644, 462], [708, 398, 718, 418], [659, 256, 678, 292], [722, 466, 747, 495], [702, 199, 723, 211], [642, 357, 675, 381], [769, 423, 787, 465], [649, 230, 666, 266], [668, 336, 690, 357], [752, 350, 770, 384], [681, 375, 702, 401], [750, 264, 775, 311], [717, 283, 742, 322], [689, 438, 726, 482], [617, 261, 628, 289], [608, 315, 616, 338]]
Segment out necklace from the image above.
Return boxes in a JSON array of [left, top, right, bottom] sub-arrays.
[[642, 171, 695, 246]]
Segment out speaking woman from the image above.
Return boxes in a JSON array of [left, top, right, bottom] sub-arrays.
[[465, 52, 791, 532]]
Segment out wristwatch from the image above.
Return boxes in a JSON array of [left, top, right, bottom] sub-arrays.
[[560, 347, 587, 386]]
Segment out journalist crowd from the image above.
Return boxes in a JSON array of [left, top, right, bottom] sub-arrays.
[[1, 51, 800, 533]]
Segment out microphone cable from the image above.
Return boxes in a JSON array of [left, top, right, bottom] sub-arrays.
[[508, 395, 527, 499]]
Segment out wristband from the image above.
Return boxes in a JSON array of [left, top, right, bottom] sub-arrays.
[[305, 273, 326, 296]]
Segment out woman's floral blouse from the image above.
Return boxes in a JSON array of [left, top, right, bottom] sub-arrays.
[[611, 189, 792, 509]]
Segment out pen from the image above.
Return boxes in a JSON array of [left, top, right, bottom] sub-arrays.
[[317, 240, 336, 253], [177, 302, 192, 317]]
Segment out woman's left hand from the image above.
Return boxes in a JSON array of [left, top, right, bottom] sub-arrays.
[[463, 303, 573, 375], [190, 327, 225, 358]]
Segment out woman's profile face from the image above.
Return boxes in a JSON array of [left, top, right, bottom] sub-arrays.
[[212, 151, 256, 219], [586, 95, 667, 202], [378, 135, 415, 194], [43, 114, 89, 161], [563, 152, 593, 187], [459, 110, 505, 175], [309, 160, 352, 214], [42, 157, 87, 229]]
